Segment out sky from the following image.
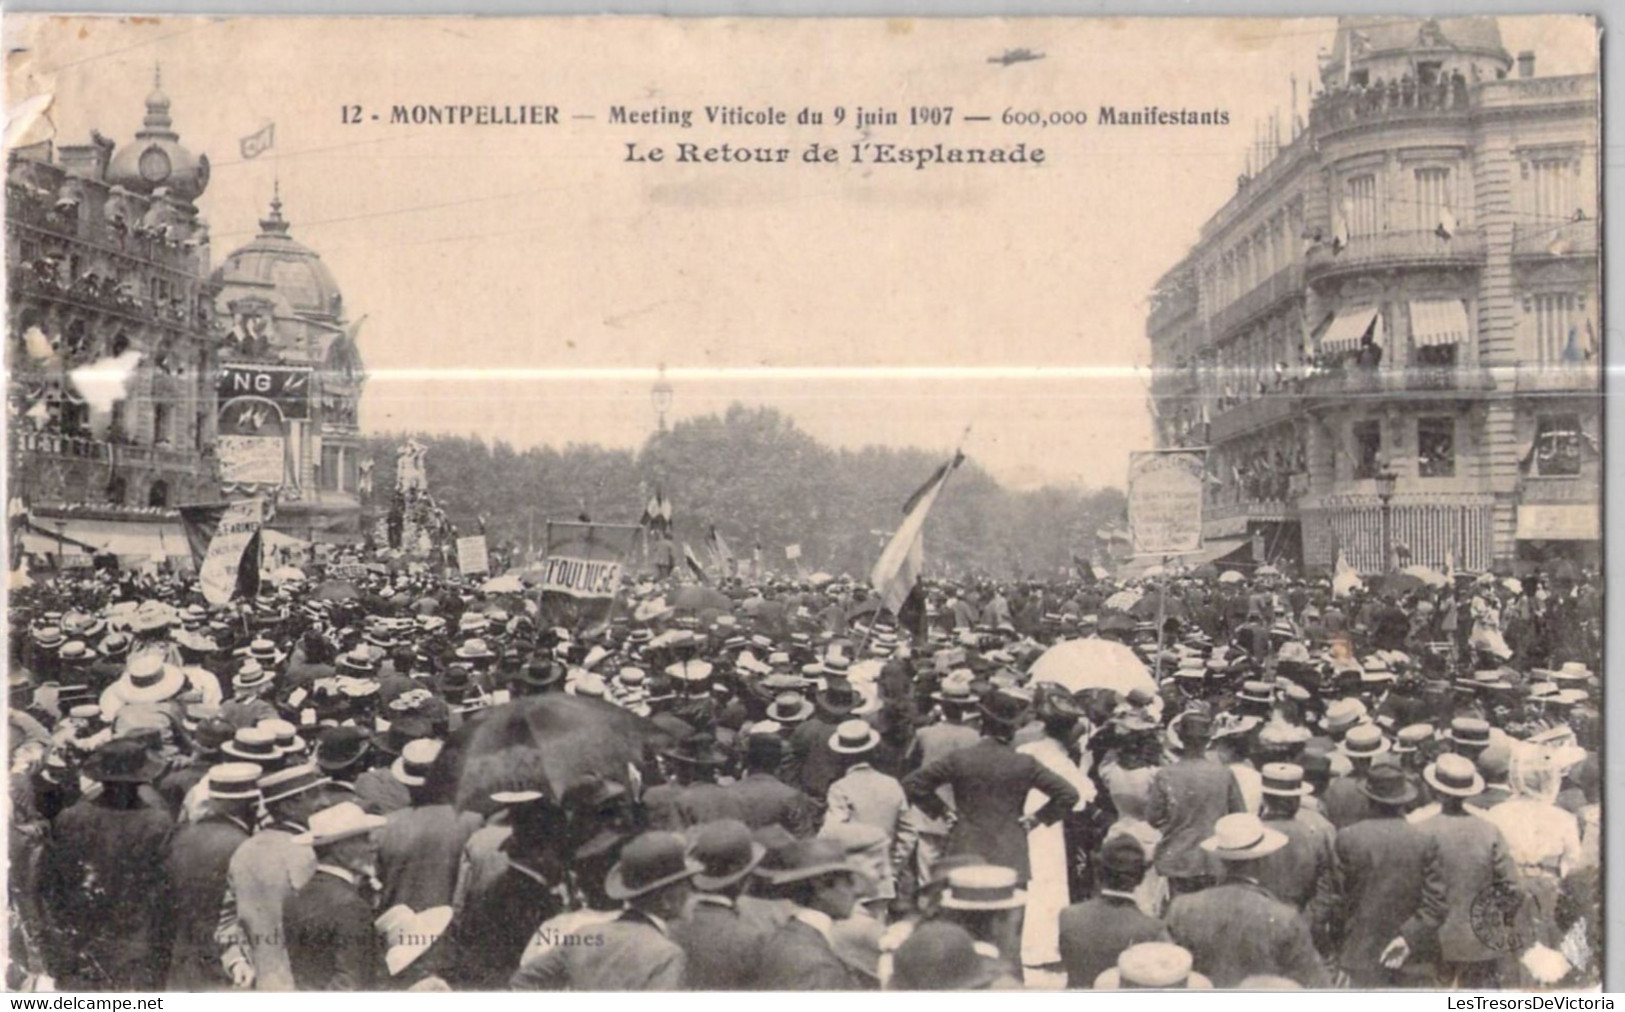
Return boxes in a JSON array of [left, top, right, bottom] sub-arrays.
[[6, 15, 1599, 490]]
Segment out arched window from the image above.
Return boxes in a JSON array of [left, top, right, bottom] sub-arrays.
[[107, 474, 128, 505], [148, 479, 169, 508]]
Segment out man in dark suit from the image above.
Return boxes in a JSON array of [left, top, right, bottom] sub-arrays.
[[1164, 813, 1326, 988], [1147, 711, 1246, 895], [722, 734, 817, 837], [1253, 763, 1336, 932], [512, 831, 696, 990], [783, 675, 860, 800], [671, 819, 776, 989], [374, 739, 481, 911], [1058, 835, 1170, 988], [165, 763, 261, 989], [284, 801, 389, 990], [1324, 763, 1446, 987], [903, 690, 1079, 883], [755, 837, 874, 989]]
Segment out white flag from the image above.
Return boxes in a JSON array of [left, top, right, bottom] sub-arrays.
[[870, 452, 962, 615]]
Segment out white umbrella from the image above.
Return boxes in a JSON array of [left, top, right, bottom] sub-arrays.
[[1103, 589, 1143, 612], [1256, 564, 1281, 577], [480, 573, 525, 594], [1218, 570, 1246, 585], [807, 571, 835, 586], [1398, 565, 1449, 589], [1027, 638, 1157, 697], [1502, 577, 1524, 594]]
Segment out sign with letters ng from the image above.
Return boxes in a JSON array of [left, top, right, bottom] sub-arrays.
[[218, 364, 313, 422], [1127, 449, 1207, 557]]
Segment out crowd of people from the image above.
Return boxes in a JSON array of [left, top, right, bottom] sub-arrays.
[[5, 555, 1603, 991]]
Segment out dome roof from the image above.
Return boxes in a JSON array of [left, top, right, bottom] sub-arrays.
[[105, 66, 209, 203], [212, 191, 345, 321], [1328, 16, 1510, 68]]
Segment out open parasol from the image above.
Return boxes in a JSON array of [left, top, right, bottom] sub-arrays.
[[1218, 570, 1246, 585], [451, 694, 667, 813], [1028, 638, 1157, 697], [480, 573, 525, 594]]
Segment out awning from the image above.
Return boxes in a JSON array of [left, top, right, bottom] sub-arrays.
[[1410, 299, 1469, 348], [1516, 504, 1599, 541], [54, 518, 191, 558], [1320, 307, 1381, 354], [1120, 537, 1249, 577]]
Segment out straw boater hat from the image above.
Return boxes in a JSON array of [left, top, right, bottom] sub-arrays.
[[765, 691, 814, 724], [293, 801, 388, 847], [1093, 943, 1212, 990], [1259, 762, 1313, 797], [604, 831, 703, 900], [939, 864, 1027, 911], [828, 719, 881, 755], [1341, 724, 1390, 759], [336, 646, 378, 674], [455, 638, 496, 661], [233, 660, 274, 693], [391, 739, 443, 787], [258, 718, 306, 756], [239, 638, 286, 665], [223, 727, 282, 763], [1200, 813, 1289, 861], [56, 640, 97, 666], [1424, 753, 1485, 798], [111, 650, 188, 705], [207, 762, 265, 801]]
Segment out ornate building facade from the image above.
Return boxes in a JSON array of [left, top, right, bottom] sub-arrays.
[[6, 72, 218, 562], [211, 190, 368, 543], [1147, 17, 1599, 575]]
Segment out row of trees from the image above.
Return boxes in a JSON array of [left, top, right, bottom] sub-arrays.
[[358, 404, 1125, 580]]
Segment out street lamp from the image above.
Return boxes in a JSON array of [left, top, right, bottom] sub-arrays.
[[651, 363, 674, 433], [1375, 467, 1399, 572]]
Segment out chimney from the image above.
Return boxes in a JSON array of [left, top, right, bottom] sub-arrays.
[[1517, 51, 1536, 78]]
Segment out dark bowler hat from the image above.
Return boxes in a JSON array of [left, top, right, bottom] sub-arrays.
[[1099, 834, 1148, 876], [82, 738, 164, 784], [689, 819, 767, 891], [257, 763, 333, 805], [1358, 764, 1418, 806], [315, 725, 373, 773], [604, 831, 702, 900]]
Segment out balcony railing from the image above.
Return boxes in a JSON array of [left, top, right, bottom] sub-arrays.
[[1304, 229, 1484, 277], [1209, 262, 1304, 341], [1511, 361, 1601, 394], [10, 267, 211, 331], [1309, 83, 1472, 135], [1209, 390, 1297, 443], [12, 430, 211, 474], [1512, 218, 1597, 260], [6, 183, 208, 274], [1300, 363, 1495, 399]]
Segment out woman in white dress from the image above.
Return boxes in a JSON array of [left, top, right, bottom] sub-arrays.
[[1017, 686, 1096, 971]]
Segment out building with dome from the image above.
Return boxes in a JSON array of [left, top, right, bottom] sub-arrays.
[[6, 69, 219, 566], [211, 189, 369, 544], [1145, 16, 1599, 576]]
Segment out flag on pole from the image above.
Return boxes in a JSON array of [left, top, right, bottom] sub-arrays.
[[240, 122, 276, 160], [708, 526, 736, 577], [682, 542, 711, 585], [870, 449, 964, 615]]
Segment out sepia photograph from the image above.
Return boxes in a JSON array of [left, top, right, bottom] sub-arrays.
[[1, 13, 1604, 993]]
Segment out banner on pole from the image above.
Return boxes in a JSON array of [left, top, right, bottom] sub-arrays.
[[1127, 449, 1207, 557], [456, 535, 490, 575], [196, 498, 266, 605], [542, 521, 641, 598]]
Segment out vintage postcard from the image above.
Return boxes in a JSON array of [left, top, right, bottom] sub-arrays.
[[3, 14, 1602, 993]]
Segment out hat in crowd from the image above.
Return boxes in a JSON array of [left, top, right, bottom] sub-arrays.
[[816, 677, 861, 716], [1358, 763, 1419, 807], [1323, 698, 1367, 735], [222, 727, 281, 763], [294, 801, 388, 846], [829, 719, 881, 755], [939, 864, 1026, 911], [316, 726, 373, 773], [258, 763, 332, 805], [455, 638, 496, 661], [114, 650, 188, 705], [932, 670, 977, 705], [243, 638, 286, 664], [1342, 724, 1389, 759], [1551, 662, 1592, 684], [378, 717, 435, 756], [1445, 716, 1492, 749], [233, 660, 274, 693], [1260, 762, 1313, 797], [57, 640, 97, 665], [1425, 753, 1485, 798], [689, 819, 766, 891], [391, 738, 443, 787], [978, 689, 1030, 729], [259, 718, 305, 756], [32, 626, 66, 650], [1094, 943, 1212, 990], [519, 658, 567, 691], [765, 692, 814, 724], [1476, 741, 1512, 783], [889, 922, 1005, 991], [1236, 680, 1275, 706], [1391, 723, 1434, 755], [1200, 813, 1288, 860], [754, 837, 864, 887], [336, 646, 377, 674], [661, 733, 730, 768], [207, 762, 264, 801], [605, 831, 703, 900], [81, 738, 164, 784]]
